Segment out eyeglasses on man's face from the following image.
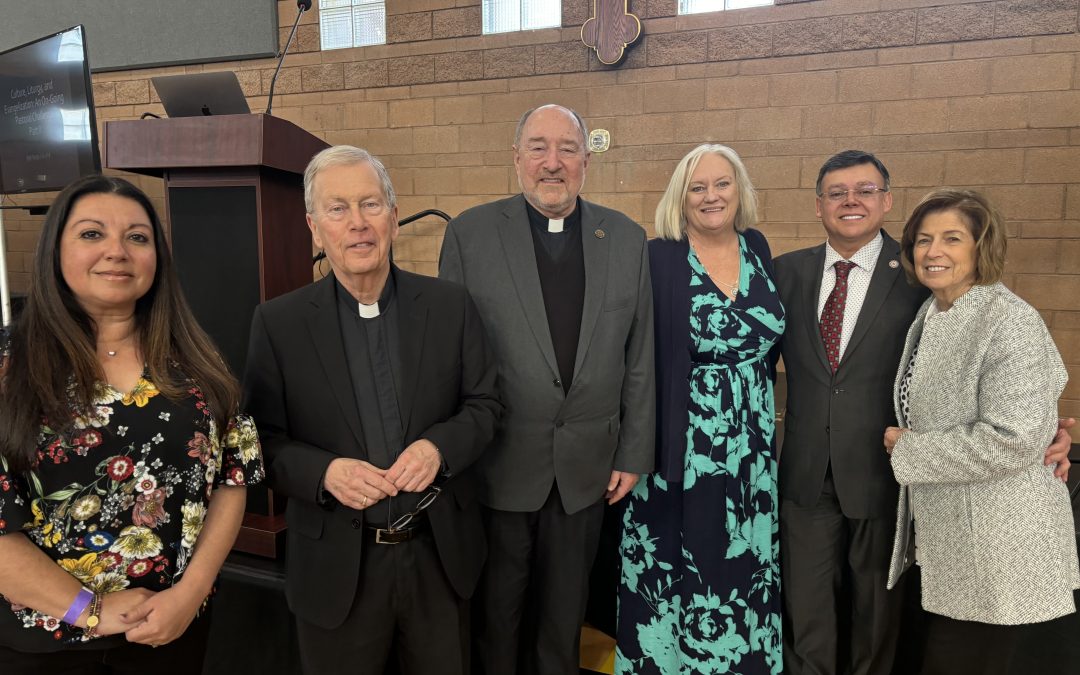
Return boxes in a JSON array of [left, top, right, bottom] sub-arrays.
[[819, 186, 889, 203], [321, 199, 388, 221]]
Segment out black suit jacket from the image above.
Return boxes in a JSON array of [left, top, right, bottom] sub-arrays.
[[242, 268, 501, 629], [774, 232, 929, 519]]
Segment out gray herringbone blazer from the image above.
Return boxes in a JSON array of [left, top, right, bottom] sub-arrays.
[[439, 195, 655, 515], [886, 283, 1079, 625]]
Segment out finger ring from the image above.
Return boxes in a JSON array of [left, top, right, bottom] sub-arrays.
[[361, 495, 368, 507]]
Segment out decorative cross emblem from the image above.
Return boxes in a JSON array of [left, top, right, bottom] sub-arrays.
[[581, 0, 641, 65]]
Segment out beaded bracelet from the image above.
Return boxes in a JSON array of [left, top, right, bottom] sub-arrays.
[[62, 587, 93, 625], [84, 592, 102, 638]]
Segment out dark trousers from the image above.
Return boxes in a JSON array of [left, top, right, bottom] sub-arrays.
[[0, 608, 210, 675], [472, 485, 604, 675], [1010, 588, 1080, 675], [919, 612, 1022, 675], [295, 524, 469, 675], [780, 470, 906, 675]]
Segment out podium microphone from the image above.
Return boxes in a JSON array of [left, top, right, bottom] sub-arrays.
[[266, 0, 313, 116]]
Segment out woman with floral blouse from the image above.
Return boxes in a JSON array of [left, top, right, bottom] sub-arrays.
[[0, 174, 263, 672]]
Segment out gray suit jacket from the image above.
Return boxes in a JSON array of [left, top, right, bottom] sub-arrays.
[[439, 195, 655, 515], [774, 232, 929, 519], [887, 283, 1078, 625]]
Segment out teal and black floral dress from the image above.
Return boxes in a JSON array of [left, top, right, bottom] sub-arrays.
[[617, 234, 785, 674], [0, 374, 263, 652]]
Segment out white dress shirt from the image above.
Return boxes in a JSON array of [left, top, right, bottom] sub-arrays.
[[817, 232, 883, 363]]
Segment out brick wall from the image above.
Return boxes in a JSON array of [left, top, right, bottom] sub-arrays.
[[4, 0, 1080, 433]]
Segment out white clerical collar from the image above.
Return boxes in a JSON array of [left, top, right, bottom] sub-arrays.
[[358, 301, 380, 319], [337, 274, 393, 319], [548, 218, 564, 233]]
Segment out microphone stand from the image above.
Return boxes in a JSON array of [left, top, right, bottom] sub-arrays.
[[266, 0, 311, 116], [0, 204, 10, 327]]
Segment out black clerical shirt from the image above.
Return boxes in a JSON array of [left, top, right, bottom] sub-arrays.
[[335, 271, 421, 525], [525, 199, 585, 395]]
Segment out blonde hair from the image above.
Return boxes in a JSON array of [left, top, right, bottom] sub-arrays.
[[654, 144, 758, 240]]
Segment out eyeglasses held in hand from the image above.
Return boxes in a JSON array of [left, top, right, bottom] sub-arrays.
[[387, 485, 441, 533]]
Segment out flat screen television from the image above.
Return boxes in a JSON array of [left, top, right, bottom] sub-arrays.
[[0, 25, 100, 195]]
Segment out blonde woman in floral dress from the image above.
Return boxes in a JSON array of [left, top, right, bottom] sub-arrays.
[[0, 175, 263, 673], [617, 145, 784, 674]]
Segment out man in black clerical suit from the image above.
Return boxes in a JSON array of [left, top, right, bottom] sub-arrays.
[[242, 145, 501, 675]]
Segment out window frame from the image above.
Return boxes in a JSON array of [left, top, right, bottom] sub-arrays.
[[481, 0, 562, 35], [319, 0, 386, 51], [677, 0, 774, 16]]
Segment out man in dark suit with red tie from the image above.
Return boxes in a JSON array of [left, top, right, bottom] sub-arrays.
[[775, 150, 1073, 675], [243, 145, 501, 675], [775, 150, 925, 675]]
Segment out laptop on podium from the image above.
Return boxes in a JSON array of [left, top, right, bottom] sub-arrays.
[[151, 71, 250, 117]]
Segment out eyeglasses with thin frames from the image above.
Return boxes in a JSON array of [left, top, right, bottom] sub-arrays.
[[819, 186, 888, 203], [385, 485, 441, 533], [321, 200, 388, 221]]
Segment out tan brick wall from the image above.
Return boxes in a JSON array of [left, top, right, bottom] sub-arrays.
[[5, 0, 1080, 435]]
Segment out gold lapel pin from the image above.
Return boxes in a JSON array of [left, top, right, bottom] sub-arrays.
[[595, 228, 605, 239]]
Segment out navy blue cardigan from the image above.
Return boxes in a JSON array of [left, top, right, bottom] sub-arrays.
[[648, 229, 778, 483]]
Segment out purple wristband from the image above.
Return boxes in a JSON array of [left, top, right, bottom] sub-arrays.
[[62, 588, 93, 625]]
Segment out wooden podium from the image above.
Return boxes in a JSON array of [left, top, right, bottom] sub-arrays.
[[103, 114, 328, 558]]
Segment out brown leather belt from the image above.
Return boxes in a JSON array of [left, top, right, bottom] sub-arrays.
[[366, 519, 427, 545], [366, 528, 411, 544]]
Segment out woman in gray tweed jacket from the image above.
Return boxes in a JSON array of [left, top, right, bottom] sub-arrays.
[[882, 188, 1078, 675]]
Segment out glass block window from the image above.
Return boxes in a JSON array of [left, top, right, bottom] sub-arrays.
[[482, 0, 561, 35], [679, 0, 773, 14], [60, 108, 92, 142], [57, 27, 86, 63], [320, 0, 386, 50]]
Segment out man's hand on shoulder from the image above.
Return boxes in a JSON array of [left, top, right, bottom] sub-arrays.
[[1045, 417, 1074, 482], [884, 426, 907, 455], [324, 458, 399, 510], [606, 470, 639, 505], [386, 439, 442, 492]]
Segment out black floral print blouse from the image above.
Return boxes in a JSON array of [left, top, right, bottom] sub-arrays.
[[0, 374, 263, 652]]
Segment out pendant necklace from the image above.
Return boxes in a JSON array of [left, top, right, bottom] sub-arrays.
[[712, 276, 739, 297], [689, 234, 739, 298]]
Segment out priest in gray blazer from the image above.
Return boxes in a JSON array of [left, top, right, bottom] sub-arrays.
[[439, 104, 655, 675]]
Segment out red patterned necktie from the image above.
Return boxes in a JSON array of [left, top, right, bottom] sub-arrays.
[[820, 261, 856, 372]]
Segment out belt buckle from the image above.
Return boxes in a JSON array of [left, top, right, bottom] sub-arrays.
[[375, 528, 402, 545]]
